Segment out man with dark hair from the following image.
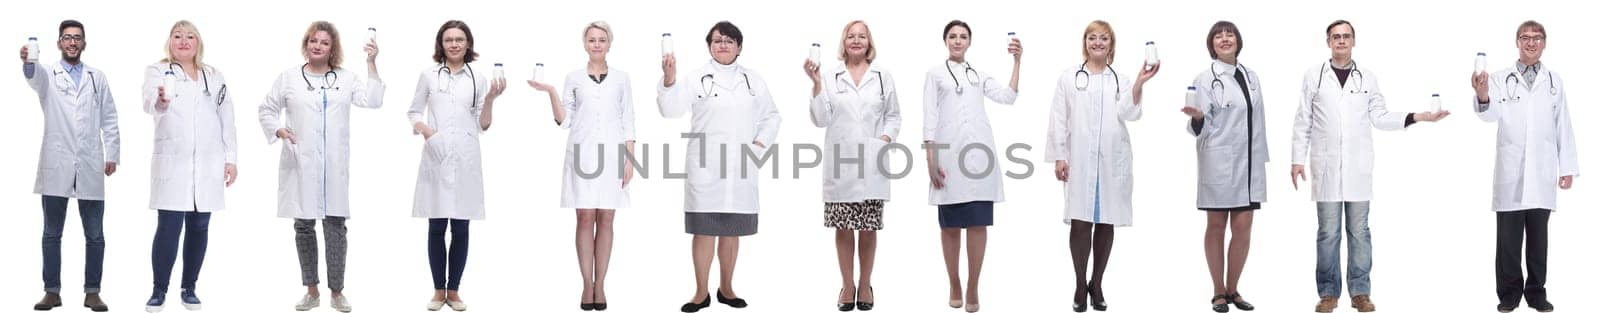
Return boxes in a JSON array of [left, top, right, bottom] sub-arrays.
[[1471, 20, 1573, 313], [19, 19, 119, 312]]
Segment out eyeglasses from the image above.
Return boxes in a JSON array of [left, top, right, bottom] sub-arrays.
[[1518, 35, 1546, 44], [1328, 33, 1354, 41], [59, 35, 84, 42]]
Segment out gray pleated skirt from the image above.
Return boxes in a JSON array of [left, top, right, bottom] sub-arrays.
[[685, 212, 758, 236]]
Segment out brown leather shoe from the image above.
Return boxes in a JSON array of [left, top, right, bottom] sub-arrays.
[[84, 293, 109, 312], [1314, 296, 1337, 313], [1351, 295, 1377, 312], [33, 292, 62, 311]]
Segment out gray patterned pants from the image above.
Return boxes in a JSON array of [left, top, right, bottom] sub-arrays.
[[295, 217, 347, 292]]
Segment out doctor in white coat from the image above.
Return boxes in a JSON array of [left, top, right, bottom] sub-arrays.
[[802, 20, 901, 311], [21, 20, 119, 312], [924, 20, 1019, 313], [1291, 20, 1448, 313], [527, 21, 635, 311], [1470, 21, 1576, 313], [408, 20, 505, 311], [1044, 20, 1157, 313], [258, 21, 383, 312], [140, 20, 238, 313], [1179, 21, 1263, 313], [658, 21, 781, 313]]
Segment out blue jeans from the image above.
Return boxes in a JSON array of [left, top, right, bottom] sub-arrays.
[[1315, 201, 1372, 298], [42, 196, 105, 293], [151, 210, 211, 293], [428, 219, 469, 290]]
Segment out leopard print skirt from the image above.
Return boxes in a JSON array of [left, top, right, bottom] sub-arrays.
[[823, 200, 885, 231]]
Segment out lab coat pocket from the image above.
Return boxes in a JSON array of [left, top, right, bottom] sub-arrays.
[[1199, 148, 1237, 185], [1494, 145, 1521, 184]]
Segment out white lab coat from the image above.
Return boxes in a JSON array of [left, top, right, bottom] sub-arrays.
[[924, 60, 1017, 206], [1291, 61, 1409, 202], [810, 63, 902, 203], [1473, 64, 1579, 212], [141, 63, 238, 212], [1187, 61, 1269, 208], [409, 64, 488, 220], [1044, 65, 1137, 226], [259, 67, 386, 219], [657, 61, 782, 214], [557, 69, 636, 209], [25, 61, 120, 201]]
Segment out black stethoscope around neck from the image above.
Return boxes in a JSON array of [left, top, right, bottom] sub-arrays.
[[169, 62, 213, 97], [835, 69, 886, 101], [301, 63, 339, 91], [436, 63, 480, 106], [1501, 70, 1559, 103], [1316, 60, 1365, 93]]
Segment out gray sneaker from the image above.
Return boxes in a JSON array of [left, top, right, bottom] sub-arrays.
[[294, 294, 320, 311], [331, 295, 353, 312]]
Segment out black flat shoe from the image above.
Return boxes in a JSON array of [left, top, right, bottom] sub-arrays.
[[581, 302, 596, 311], [856, 287, 874, 311], [593, 303, 607, 311], [1087, 283, 1107, 311], [1211, 295, 1230, 313], [1228, 293, 1254, 311], [717, 289, 748, 308], [680, 295, 711, 313], [837, 288, 855, 312]]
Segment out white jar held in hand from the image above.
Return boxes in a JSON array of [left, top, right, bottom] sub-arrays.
[[163, 70, 178, 102], [1145, 41, 1159, 66], [1186, 86, 1198, 109], [533, 63, 545, 83], [1474, 52, 1487, 74], [1430, 93, 1442, 113], [26, 37, 40, 63], [808, 43, 821, 65], [367, 27, 377, 43], [661, 33, 673, 56], [493, 63, 505, 81]]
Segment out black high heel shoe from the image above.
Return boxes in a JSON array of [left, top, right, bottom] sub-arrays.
[[716, 289, 748, 308], [1087, 283, 1107, 311], [837, 288, 855, 312], [1073, 284, 1088, 312], [1228, 293, 1254, 311], [593, 302, 608, 311], [680, 295, 711, 313], [857, 287, 875, 311], [581, 303, 596, 311], [1211, 294, 1230, 313]]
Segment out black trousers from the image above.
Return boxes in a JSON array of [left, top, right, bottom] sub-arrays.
[[1496, 209, 1551, 307]]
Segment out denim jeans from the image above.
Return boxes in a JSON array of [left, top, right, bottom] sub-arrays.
[[151, 210, 211, 293], [1315, 201, 1371, 298], [42, 196, 105, 293], [428, 219, 469, 290]]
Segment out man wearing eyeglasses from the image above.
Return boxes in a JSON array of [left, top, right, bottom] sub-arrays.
[[19, 19, 119, 312], [1291, 19, 1450, 313], [1470, 20, 1574, 313]]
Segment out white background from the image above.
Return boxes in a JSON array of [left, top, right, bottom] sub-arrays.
[[3, 0, 1595, 312]]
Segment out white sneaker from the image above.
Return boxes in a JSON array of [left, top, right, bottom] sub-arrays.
[[146, 305, 164, 313], [294, 294, 320, 311], [331, 295, 352, 312], [446, 300, 468, 311], [426, 300, 445, 311]]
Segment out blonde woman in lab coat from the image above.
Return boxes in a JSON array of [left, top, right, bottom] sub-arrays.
[[1178, 21, 1262, 313], [407, 20, 506, 311], [924, 20, 1020, 313], [1291, 20, 1448, 313], [1044, 20, 1158, 313], [658, 21, 781, 313], [1470, 21, 1576, 313], [802, 20, 901, 312], [527, 21, 636, 311], [140, 20, 238, 313], [257, 21, 384, 312]]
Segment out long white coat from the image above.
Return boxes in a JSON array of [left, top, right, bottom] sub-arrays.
[[1291, 61, 1408, 202], [924, 60, 1017, 206], [1187, 61, 1269, 208], [657, 61, 782, 215], [141, 63, 238, 212], [810, 63, 901, 203], [408, 64, 488, 220], [1045, 65, 1137, 226], [258, 67, 385, 219], [557, 69, 635, 209], [25, 61, 121, 201], [1473, 64, 1579, 212]]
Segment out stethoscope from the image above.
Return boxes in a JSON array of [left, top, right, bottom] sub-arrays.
[[1208, 62, 1253, 106], [1073, 61, 1122, 100], [52, 67, 102, 97], [1315, 60, 1365, 93], [169, 62, 227, 105], [945, 61, 980, 94], [834, 70, 887, 101], [301, 63, 339, 92], [1501, 70, 1559, 103], [699, 72, 754, 98], [435, 63, 480, 107]]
